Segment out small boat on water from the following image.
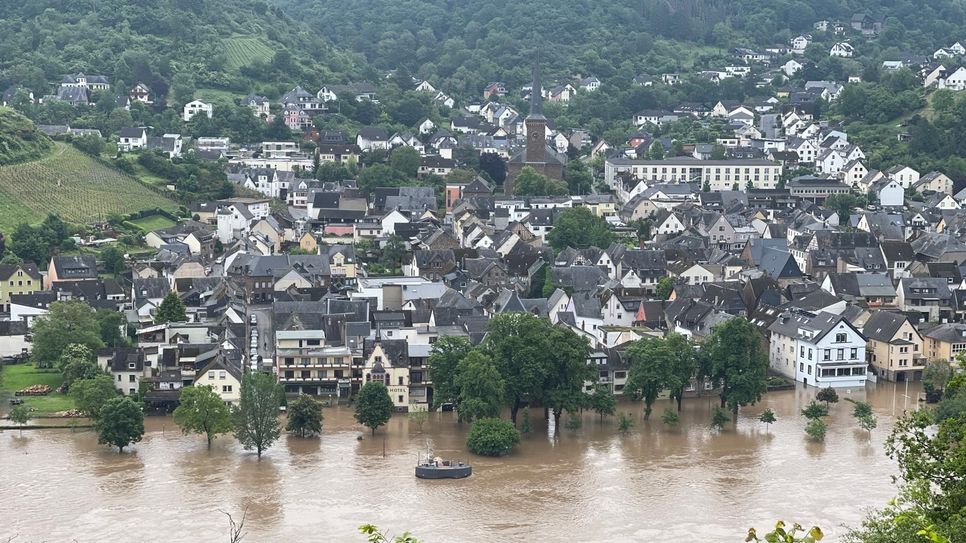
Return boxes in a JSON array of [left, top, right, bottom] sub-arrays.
[[415, 457, 472, 479]]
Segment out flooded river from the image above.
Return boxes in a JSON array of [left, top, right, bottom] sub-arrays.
[[0, 383, 919, 542]]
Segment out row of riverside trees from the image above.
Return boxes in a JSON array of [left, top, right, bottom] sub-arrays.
[[425, 314, 776, 456]]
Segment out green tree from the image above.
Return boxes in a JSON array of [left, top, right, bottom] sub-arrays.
[[57, 343, 100, 390], [389, 145, 421, 178], [72, 134, 105, 157], [96, 396, 145, 452], [95, 309, 128, 347], [759, 408, 777, 431], [9, 224, 50, 264], [801, 401, 829, 420], [662, 408, 679, 427], [101, 246, 126, 276], [427, 336, 472, 409], [648, 140, 665, 160], [923, 359, 954, 398], [155, 291, 187, 324], [30, 300, 104, 368], [617, 412, 633, 434], [857, 413, 877, 434], [543, 326, 594, 430], [590, 385, 616, 420], [513, 166, 568, 196], [408, 410, 428, 431], [564, 159, 594, 195], [704, 318, 768, 416], [824, 193, 864, 222], [381, 235, 405, 269], [483, 313, 555, 424], [878, 408, 966, 540], [466, 417, 520, 456], [846, 399, 877, 435], [285, 394, 324, 438], [663, 333, 697, 411], [805, 418, 827, 441], [565, 411, 583, 430], [70, 375, 117, 419], [479, 152, 507, 186], [625, 338, 670, 419], [233, 372, 282, 457], [354, 381, 394, 435], [9, 404, 31, 435], [454, 350, 504, 423], [816, 387, 839, 409], [546, 206, 615, 251], [521, 406, 532, 434], [711, 407, 730, 431], [655, 277, 674, 300], [173, 385, 234, 447]]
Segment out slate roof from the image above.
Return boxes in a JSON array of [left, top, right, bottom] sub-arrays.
[[862, 311, 912, 342], [768, 310, 862, 342]]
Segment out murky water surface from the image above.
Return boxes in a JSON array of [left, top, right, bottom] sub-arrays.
[[0, 384, 919, 542]]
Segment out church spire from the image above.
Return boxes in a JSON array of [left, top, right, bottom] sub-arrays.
[[527, 65, 545, 120]]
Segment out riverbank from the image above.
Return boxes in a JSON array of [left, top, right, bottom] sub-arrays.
[[0, 384, 915, 542]]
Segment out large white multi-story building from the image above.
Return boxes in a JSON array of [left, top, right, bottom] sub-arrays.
[[767, 310, 868, 388], [605, 157, 782, 193]]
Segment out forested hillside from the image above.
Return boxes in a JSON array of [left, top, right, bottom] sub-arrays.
[[275, 0, 966, 95], [0, 0, 361, 99], [0, 107, 52, 165]]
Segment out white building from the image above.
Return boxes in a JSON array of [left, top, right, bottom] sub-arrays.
[[767, 310, 868, 388], [183, 100, 213, 122], [604, 157, 782, 192]]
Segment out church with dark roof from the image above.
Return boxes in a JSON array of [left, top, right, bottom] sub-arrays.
[[504, 67, 566, 195]]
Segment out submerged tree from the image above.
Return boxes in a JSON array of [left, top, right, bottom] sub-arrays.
[[617, 412, 633, 435], [96, 396, 145, 452], [758, 408, 777, 432], [354, 381, 394, 435], [711, 407, 730, 431], [173, 385, 234, 447], [285, 394, 323, 438], [704, 318, 768, 416], [233, 372, 282, 457], [816, 387, 839, 409]]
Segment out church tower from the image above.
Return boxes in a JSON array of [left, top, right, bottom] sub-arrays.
[[504, 65, 565, 195], [524, 66, 547, 164]]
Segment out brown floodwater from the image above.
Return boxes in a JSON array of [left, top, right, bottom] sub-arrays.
[[0, 383, 921, 542]]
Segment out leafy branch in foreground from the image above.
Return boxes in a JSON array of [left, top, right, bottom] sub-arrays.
[[359, 524, 420, 543], [747, 521, 823, 542]]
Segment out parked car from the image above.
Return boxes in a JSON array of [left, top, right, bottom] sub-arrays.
[[250, 314, 257, 324]]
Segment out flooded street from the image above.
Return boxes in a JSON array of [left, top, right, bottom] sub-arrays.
[[0, 384, 917, 542]]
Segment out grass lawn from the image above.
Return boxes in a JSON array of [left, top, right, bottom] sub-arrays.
[[129, 214, 177, 231], [1, 363, 74, 415]]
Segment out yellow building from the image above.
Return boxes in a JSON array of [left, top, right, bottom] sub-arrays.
[[362, 339, 410, 411], [195, 359, 243, 404], [923, 323, 966, 366], [0, 262, 42, 312], [862, 311, 925, 382], [298, 232, 319, 254], [574, 195, 618, 219]]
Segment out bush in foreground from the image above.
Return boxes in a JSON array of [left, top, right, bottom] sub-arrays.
[[466, 418, 520, 457]]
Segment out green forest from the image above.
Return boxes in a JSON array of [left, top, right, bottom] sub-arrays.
[[276, 0, 966, 95], [0, 0, 362, 98], [0, 107, 52, 165]]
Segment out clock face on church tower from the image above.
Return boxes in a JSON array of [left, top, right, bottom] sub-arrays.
[[528, 126, 541, 145]]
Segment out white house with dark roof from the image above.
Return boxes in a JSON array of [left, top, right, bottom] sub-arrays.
[[117, 127, 148, 152], [183, 100, 213, 122], [767, 310, 868, 387]]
